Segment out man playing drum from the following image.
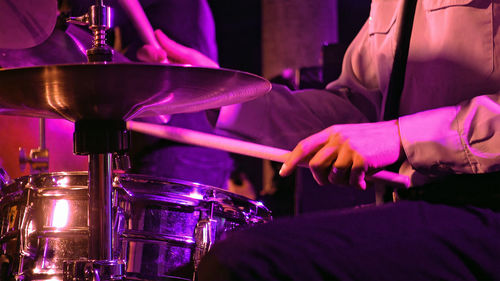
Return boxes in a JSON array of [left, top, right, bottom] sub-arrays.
[[139, 0, 500, 279]]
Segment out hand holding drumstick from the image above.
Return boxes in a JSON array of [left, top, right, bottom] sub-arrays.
[[117, 0, 218, 67], [127, 121, 410, 189], [279, 120, 405, 190]]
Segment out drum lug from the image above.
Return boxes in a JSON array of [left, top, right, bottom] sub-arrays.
[[113, 206, 125, 258], [193, 200, 217, 275], [113, 207, 126, 236], [193, 217, 216, 273], [19, 204, 33, 258]]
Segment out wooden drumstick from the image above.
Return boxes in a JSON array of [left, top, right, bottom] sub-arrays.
[[127, 121, 411, 189], [116, 0, 168, 62]]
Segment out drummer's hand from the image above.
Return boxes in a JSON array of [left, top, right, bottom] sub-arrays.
[[279, 120, 404, 190], [137, 29, 219, 68]]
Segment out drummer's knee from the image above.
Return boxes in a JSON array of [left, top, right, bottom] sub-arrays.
[[197, 230, 267, 281], [197, 247, 234, 281]]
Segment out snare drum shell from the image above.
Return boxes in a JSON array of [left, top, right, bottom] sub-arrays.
[[0, 172, 271, 281]]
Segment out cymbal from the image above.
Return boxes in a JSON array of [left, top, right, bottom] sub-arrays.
[[0, 63, 271, 121], [0, 29, 87, 68], [0, 0, 58, 49]]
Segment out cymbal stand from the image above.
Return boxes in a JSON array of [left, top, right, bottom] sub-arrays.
[[65, 2, 126, 280], [71, 120, 129, 281]]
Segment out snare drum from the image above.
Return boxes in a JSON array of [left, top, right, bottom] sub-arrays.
[[0, 172, 271, 281]]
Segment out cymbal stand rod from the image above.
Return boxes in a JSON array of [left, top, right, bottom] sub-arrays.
[[88, 153, 113, 261], [18, 119, 49, 173], [71, 119, 128, 280], [39, 118, 46, 149]]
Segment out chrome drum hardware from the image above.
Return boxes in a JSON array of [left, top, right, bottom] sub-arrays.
[[0, 172, 271, 281]]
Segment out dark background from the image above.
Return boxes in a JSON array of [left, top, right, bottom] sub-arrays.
[[208, 0, 371, 76]]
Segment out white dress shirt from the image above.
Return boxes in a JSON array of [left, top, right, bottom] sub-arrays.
[[218, 0, 500, 186]]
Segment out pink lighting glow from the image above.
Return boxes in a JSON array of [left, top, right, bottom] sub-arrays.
[[187, 191, 204, 200], [56, 177, 70, 187], [52, 200, 69, 228]]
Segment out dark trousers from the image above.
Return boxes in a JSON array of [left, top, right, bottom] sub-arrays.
[[198, 200, 500, 281]]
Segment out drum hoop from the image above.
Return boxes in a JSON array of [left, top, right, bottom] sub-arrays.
[[1, 171, 272, 220]]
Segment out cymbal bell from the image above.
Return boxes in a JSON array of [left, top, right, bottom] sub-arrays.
[[0, 63, 271, 121], [0, 0, 58, 49]]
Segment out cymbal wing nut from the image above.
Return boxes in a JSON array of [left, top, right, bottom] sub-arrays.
[[79, 3, 113, 62]]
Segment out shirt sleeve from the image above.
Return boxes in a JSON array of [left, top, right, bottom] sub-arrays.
[[399, 93, 500, 176], [216, 85, 369, 151], [325, 20, 385, 123]]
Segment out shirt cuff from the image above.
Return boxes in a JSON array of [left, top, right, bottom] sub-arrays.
[[398, 106, 472, 175]]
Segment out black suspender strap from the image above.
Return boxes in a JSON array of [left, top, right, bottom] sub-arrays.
[[383, 0, 418, 121]]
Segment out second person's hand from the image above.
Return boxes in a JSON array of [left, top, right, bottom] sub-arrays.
[[137, 29, 219, 68]]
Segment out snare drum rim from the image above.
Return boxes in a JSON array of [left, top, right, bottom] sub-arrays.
[[1, 171, 272, 219], [116, 173, 272, 221]]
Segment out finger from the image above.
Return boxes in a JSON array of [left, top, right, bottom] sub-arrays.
[[155, 30, 218, 68], [308, 138, 338, 185], [349, 153, 368, 190], [137, 44, 167, 63], [155, 30, 189, 61], [330, 143, 353, 185], [280, 130, 336, 177], [333, 142, 353, 169], [280, 140, 321, 177], [279, 143, 307, 177]]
